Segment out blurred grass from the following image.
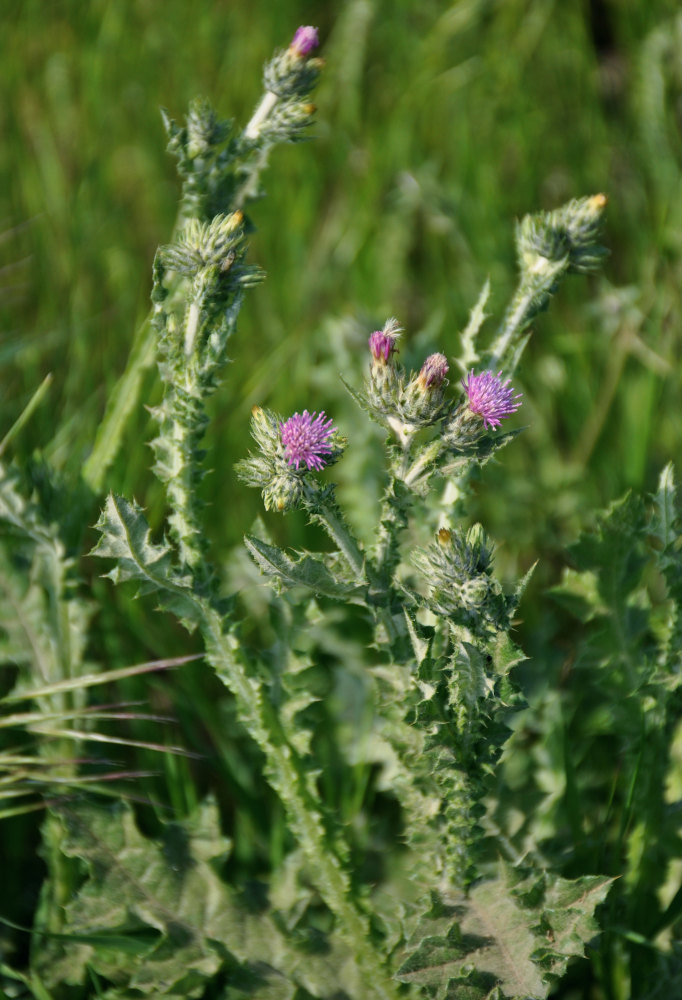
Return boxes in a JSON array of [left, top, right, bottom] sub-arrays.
[[2, 0, 680, 562], [1, 0, 682, 991]]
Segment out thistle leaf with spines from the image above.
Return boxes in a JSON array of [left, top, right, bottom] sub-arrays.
[[244, 534, 365, 601], [454, 278, 490, 375], [396, 865, 613, 999], [34, 799, 360, 999], [91, 494, 199, 629]]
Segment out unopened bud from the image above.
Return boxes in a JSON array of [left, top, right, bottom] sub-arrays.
[[369, 330, 397, 365], [290, 25, 319, 57], [417, 353, 449, 391]]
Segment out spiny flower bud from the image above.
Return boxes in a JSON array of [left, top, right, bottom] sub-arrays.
[[366, 318, 403, 417], [417, 353, 449, 390], [290, 25, 319, 57], [369, 317, 402, 366], [369, 330, 397, 364], [401, 352, 450, 425], [186, 98, 226, 159], [517, 193, 608, 276], [413, 525, 507, 634]]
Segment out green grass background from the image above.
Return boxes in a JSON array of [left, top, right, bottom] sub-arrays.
[[1, 0, 682, 995]]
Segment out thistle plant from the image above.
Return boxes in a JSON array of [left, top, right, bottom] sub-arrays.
[[89, 118, 614, 988], [2, 20, 681, 1000]]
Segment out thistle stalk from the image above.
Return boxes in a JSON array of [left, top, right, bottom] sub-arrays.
[[487, 194, 607, 372], [200, 605, 400, 1000], [82, 29, 322, 494], [243, 90, 280, 140], [303, 484, 366, 583]]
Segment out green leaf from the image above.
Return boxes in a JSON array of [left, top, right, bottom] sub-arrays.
[[91, 494, 178, 589], [91, 494, 199, 627], [33, 800, 365, 998], [548, 568, 604, 622], [454, 278, 490, 375], [531, 872, 614, 978], [34, 799, 234, 994], [244, 534, 364, 600], [396, 866, 612, 999]]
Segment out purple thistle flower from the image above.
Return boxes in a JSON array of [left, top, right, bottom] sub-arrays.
[[462, 370, 522, 430], [280, 410, 335, 471], [369, 330, 397, 363], [290, 25, 319, 56], [418, 353, 449, 390]]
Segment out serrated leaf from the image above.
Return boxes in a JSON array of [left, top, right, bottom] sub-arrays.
[[244, 535, 363, 600], [532, 873, 613, 975], [397, 865, 612, 999], [455, 278, 490, 375], [403, 608, 433, 666], [33, 800, 234, 995], [509, 560, 536, 617], [91, 496, 197, 627], [490, 632, 528, 680], [92, 494, 177, 587], [33, 800, 363, 999], [567, 492, 647, 598], [548, 568, 604, 622]]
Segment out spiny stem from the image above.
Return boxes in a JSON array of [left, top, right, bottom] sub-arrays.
[[200, 604, 401, 1000], [305, 487, 366, 583], [374, 441, 412, 586], [488, 283, 536, 373], [165, 413, 203, 574]]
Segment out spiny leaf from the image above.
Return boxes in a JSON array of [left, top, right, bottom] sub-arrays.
[[244, 534, 364, 600], [455, 278, 490, 375], [91, 494, 178, 588], [91, 494, 201, 628], [396, 865, 612, 999], [33, 800, 362, 999], [531, 872, 614, 976]]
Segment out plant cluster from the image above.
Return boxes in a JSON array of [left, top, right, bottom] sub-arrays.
[[0, 23, 681, 1000]]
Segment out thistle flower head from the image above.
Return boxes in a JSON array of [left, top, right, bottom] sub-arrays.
[[290, 25, 319, 56], [369, 330, 397, 364], [417, 353, 449, 390], [462, 370, 522, 430], [280, 410, 335, 470]]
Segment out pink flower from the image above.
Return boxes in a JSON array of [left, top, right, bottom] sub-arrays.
[[290, 26, 319, 57], [369, 330, 397, 363], [280, 410, 335, 470], [462, 370, 522, 429]]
